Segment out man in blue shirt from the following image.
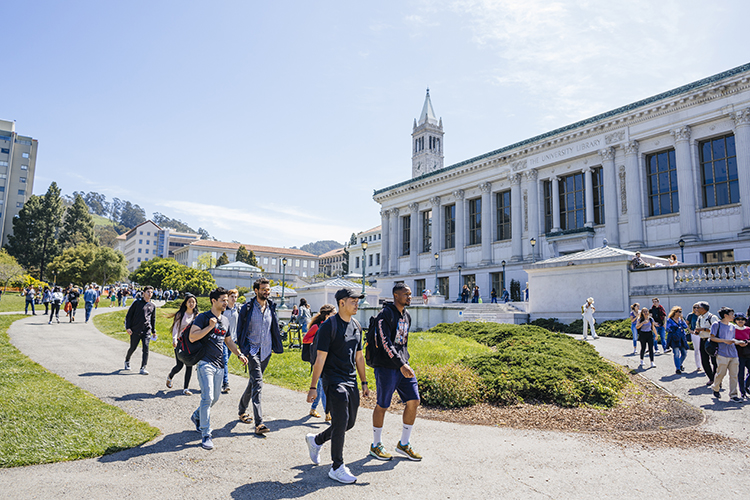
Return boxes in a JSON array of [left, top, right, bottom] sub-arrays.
[[84, 284, 97, 323], [710, 307, 746, 402]]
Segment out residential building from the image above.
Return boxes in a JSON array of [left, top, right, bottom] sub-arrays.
[[0, 119, 37, 248], [118, 220, 200, 273], [374, 63, 750, 303], [319, 247, 346, 276], [347, 225, 382, 278]]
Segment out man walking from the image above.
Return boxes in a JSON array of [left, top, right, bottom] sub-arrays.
[[84, 284, 97, 323], [305, 288, 369, 484], [650, 298, 668, 353], [221, 288, 240, 394], [694, 301, 719, 385], [189, 287, 248, 450], [24, 287, 36, 315], [124, 286, 156, 375], [236, 278, 283, 435], [369, 283, 422, 462], [710, 307, 745, 401]]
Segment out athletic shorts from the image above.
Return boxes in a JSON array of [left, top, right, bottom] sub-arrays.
[[374, 366, 420, 408]]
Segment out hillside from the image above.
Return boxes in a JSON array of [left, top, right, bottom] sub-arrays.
[[299, 240, 343, 255]]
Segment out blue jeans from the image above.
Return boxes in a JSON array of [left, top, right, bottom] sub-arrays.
[[491, 297, 498, 303], [85, 302, 94, 322], [192, 361, 223, 438], [311, 378, 326, 411], [631, 323, 638, 349], [673, 347, 687, 371], [655, 326, 667, 350], [25, 300, 35, 314], [222, 344, 232, 387]]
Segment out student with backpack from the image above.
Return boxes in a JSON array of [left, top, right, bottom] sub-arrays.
[[166, 294, 198, 395], [302, 304, 336, 420], [189, 287, 248, 450], [368, 283, 422, 462]]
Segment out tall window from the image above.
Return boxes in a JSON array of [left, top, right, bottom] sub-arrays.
[[355, 256, 360, 268], [422, 210, 432, 253], [646, 149, 679, 216], [468, 198, 481, 245], [543, 181, 553, 232], [592, 167, 605, 224], [415, 279, 426, 297], [559, 172, 585, 230], [444, 204, 455, 249], [700, 134, 738, 208], [437, 277, 450, 297], [402, 215, 411, 256], [496, 191, 511, 240]]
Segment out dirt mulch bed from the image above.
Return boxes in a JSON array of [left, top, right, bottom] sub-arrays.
[[360, 369, 742, 450]]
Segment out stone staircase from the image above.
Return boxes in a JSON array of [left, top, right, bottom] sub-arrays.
[[458, 303, 529, 324]]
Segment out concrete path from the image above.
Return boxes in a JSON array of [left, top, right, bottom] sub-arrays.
[[2, 313, 749, 499]]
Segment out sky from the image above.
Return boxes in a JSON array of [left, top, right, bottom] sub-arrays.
[[3, 0, 750, 249]]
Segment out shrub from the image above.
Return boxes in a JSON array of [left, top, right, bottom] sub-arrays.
[[417, 363, 484, 408], [531, 317, 632, 339]]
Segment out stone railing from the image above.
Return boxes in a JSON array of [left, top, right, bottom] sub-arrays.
[[672, 261, 750, 290]]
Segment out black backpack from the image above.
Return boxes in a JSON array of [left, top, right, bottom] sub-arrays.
[[307, 316, 362, 367], [175, 320, 204, 366], [365, 313, 380, 368]]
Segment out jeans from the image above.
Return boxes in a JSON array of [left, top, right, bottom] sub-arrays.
[[222, 344, 232, 388], [639, 333, 654, 362], [673, 347, 687, 371], [168, 348, 192, 389], [655, 326, 667, 350], [699, 338, 717, 382], [314, 382, 359, 470], [25, 299, 35, 314], [631, 323, 638, 349], [491, 297, 498, 303], [125, 332, 150, 368], [192, 361, 223, 438], [738, 357, 750, 397], [311, 378, 327, 411], [712, 355, 739, 398], [43, 301, 49, 314], [238, 352, 270, 425], [85, 302, 94, 322]]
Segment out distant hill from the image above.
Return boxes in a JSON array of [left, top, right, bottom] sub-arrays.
[[299, 240, 343, 255]]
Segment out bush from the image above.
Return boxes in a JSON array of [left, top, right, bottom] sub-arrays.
[[162, 296, 212, 311], [530, 317, 632, 339], [417, 363, 484, 408]]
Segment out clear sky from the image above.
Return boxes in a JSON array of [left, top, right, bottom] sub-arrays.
[[3, 0, 750, 248]]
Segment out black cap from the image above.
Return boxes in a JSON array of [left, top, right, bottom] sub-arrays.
[[735, 313, 747, 321], [335, 288, 365, 302]]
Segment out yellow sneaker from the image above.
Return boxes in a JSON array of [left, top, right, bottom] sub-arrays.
[[325, 413, 331, 422], [369, 442, 392, 461], [309, 409, 321, 418], [395, 442, 422, 461]]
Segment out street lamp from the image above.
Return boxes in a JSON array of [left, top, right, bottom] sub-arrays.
[[280, 257, 288, 309], [530, 238, 537, 264], [501, 260, 506, 292], [456, 265, 462, 302], [433, 252, 440, 296], [360, 241, 369, 306], [678, 239, 685, 262]]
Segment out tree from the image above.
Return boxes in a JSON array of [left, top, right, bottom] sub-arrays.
[[95, 224, 120, 248], [83, 192, 109, 216], [90, 246, 128, 285], [349, 233, 357, 246], [216, 252, 230, 267], [49, 243, 128, 286], [129, 257, 184, 288], [5, 182, 64, 281], [59, 194, 97, 249], [152, 212, 196, 233], [197, 227, 212, 240], [196, 253, 216, 270], [0, 250, 25, 295], [162, 267, 215, 296], [119, 201, 146, 228], [109, 197, 123, 224], [235, 245, 259, 267], [342, 247, 349, 275]]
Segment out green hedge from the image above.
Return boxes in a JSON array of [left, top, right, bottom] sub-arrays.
[[530, 317, 632, 338]]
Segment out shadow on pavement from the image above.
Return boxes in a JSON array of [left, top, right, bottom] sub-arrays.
[[99, 429, 199, 463], [114, 389, 189, 402], [225, 416, 326, 439], [79, 370, 123, 377]]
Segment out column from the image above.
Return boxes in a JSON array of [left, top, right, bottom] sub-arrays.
[[552, 176, 561, 231], [599, 147, 620, 247], [671, 126, 699, 241], [479, 182, 492, 265], [510, 173, 523, 261], [731, 108, 750, 233], [430, 196, 442, 259], [380, 209, 389, 276], [389, 207, 400, 275], [409, 202, 419, 273], [623, 141, 644, 247], [453, 189, 465, 267], [525, 170, 539, 259], [583, 167, 595, 227]]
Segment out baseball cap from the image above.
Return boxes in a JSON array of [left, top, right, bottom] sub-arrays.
[[335, 288, 365, 302]]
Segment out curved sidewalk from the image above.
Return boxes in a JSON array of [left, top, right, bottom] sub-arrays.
[[1, 313, 748, 499]]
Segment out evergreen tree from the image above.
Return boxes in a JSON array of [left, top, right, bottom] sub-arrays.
[[197, 227, 211, 240], [216, 252, 230, 267], [83, 192, 109, 216], [5, 182, 64, 280], [236, 245, 259, 267], [59, 194, 97, 249], [248, 250, 258, 267], [342, 247, 349, 275], [119, 201, 146, 228]]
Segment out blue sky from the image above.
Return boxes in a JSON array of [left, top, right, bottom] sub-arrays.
[[3, 0, 750, 248]]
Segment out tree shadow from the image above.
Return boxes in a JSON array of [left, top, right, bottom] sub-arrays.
[[99, 429, 198, 463]]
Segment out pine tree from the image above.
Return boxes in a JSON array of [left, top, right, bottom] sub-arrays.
[[216, 252, 230, 267], [236, 245, 259, 267], [59, 194, 97, 249]]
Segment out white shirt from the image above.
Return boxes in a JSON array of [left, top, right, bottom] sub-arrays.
[[696, 311, 718, 339]]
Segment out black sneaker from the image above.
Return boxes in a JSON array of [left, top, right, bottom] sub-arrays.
[[713, 391, 721, 398], [191, 413, 201, 433], [675, 369, 682, 374], [731, 397, 742, 402]]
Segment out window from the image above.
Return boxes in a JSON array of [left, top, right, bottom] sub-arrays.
[[702, 250, 734, 263], [646, 149, 679, 216], [295, 259, 300, 267], [0, 161, 7, 167], [496, 191, 511, 240], [591, 167, 605, 224], [463, 274, 476, 290], [437, 277, 450, 297], [17, 189, 24, 196], [469, 198, 481, 245], [145, 249, 149, 254], [376, 253, 380, 265], [139, 231, 143, 235], [22, 152, 29, 158], [0, 148, 8, 154], [263, 257, 268, 265], [144, 258, 148, 262], [272, 258, 277, 265], [369, 254, 373, 267], [491, 272, 504, 296], [146, 240, 150, 245], [303, 260, 307, 268], [138, 249, 142, 253], [0, 187, 4, 192], [422, 210, 432, 253], [444, 204, 455, 249], [20, 165, 27, 170], [139, 239, 142, 244], [356, 256, 360, 268], [559, 172, 585, 230], [16, 202, 22, 208], [20, 177, 26, 183], [415, 279, 426, 296], [402, 215, 411, 256], [138, 258, 141, 262], [700, 134, 738, 208], [543, 180, 553, 232]]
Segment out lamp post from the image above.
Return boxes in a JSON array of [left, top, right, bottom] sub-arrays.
[[456, 265, 462, 302], [678, 239, 685, 262], [360, 241, 369, 306], [501, 260, 506, 292], [280, 257, 288, 309], [530, 238, 537, 264], [433, 252, 440, 296]]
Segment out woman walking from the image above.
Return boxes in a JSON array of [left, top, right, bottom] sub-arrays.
[[302, 304, 335, 420], [48, 286, 63, 324], [42, 286, 51, 315], [666, 306, 690, 374], [298, 298, 312, 335], [66, 285, 80, 322], [636, 309, 657, 368], [166, 294, 198, 395], [733, 313, 750, 398], [629, 303, 640, 354], [582, 297, 599, 341]]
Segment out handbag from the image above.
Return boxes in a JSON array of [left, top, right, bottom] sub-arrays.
[[704, 339, 718, 357], [64, 302, 72, 313]]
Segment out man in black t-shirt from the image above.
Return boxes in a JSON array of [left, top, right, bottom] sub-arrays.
[[124, 286, 156, 374], [189, 287, 248, 451], [305, 288, 369, 484]]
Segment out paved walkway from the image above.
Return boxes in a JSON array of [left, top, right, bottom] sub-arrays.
[[1, 313, 749, 499]]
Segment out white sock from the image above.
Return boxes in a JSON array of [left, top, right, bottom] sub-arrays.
[[400, 423, 413, 446], [373, 426, 383, 446]]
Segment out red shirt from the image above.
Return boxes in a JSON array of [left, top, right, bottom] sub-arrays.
[[303, 324, 318, 344], [735, 325, 750, 341]]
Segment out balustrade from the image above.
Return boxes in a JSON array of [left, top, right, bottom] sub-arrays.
[[671, 261, 750, 289]]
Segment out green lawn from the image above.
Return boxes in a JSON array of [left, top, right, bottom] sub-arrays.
[[0, 294, 29, 313], [0, 315, 159, 468]]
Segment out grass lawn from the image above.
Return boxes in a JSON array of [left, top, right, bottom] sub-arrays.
[[0, 294, 29, 313], [0, 315, 159, 468]]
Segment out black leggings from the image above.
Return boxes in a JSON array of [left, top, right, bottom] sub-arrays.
[[639, 333, 654, 361], [168, 349, 192, 389], [49, 302, 60, 321]]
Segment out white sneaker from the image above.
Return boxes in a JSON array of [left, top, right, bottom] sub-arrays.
[[650, 362, 656, 368], [328, 464, 357, 484], [305, 433, 321, 465], [124, 361, 131, 370], [592, 335, 599, 340], [639, 360, 644, 368], [140, 367, 149, 375], [582, 337, 589, 341]]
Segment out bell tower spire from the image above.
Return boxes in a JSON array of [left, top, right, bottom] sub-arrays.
[[412, 88, 444, 178]]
